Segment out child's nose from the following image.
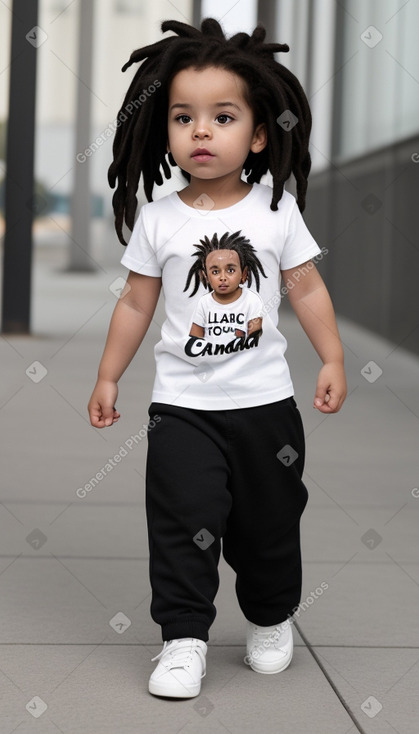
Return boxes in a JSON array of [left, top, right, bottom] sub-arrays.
[[193, 121, 211, 139]]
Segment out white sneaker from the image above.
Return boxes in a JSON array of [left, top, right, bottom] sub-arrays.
[[148, 638, 207, 698], [245, 619, 293, 674]]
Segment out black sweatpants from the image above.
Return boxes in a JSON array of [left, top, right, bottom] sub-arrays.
[[145, 397, 308, 643]]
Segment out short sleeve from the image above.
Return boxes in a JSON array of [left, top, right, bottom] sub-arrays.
[[120, 207, 162, 277], [280, 199, 322, 270]]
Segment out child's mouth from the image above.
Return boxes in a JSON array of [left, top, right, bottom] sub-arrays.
[[191, 148, 214, 162]]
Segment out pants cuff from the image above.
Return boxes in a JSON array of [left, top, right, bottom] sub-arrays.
[[161, 616, 210, 643], [242, 605, 298, 627]]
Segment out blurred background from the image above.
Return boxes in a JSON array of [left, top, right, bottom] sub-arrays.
[[1, 4, 419, 731], [1, 0, 419, 350]]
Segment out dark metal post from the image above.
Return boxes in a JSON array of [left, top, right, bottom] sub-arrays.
[[67, 0, 95, 271], [331, 0, 345, 161], [2, 0, 39, 333], [257, 0, 277, 40], [192, 0, 202, 28]]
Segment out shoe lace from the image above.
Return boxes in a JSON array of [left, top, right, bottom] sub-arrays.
[[250, 623, 290, 651], [151, 638, 206, 675]]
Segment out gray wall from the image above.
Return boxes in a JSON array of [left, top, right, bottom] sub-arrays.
[[303, 135, 419, 356]]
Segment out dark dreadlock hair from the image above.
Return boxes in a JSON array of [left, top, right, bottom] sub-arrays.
[[183, 230, 267, 297], [108, 18, 312, 245]]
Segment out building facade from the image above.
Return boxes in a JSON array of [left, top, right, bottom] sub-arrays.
[[255, 0, 419, 355]]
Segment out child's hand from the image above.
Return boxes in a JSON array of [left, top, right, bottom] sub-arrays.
[[313, 362, 347, 413], [88, 379, 120, 428]]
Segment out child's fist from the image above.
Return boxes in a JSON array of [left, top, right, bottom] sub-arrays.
[[313, 362, 347, 413], [88, 380, 120, 428]]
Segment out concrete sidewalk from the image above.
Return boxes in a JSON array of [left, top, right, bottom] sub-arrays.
[[1, 237, 418, 733]]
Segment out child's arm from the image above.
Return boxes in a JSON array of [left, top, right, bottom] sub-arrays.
[[190, 323, 205, 338], [281, 262, 347, 413], [247, 317, 262, 335], [88, 271, 162, 428]]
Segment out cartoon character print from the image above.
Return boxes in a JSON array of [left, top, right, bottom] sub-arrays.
[[183, 231, 267, 358]]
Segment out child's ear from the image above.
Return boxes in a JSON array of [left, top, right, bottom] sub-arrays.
[[241, 266, 249, 284], [250, 123, 267, 154]]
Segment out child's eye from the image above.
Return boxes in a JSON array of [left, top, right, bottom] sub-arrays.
[[176, 114, 192, 124], [216, 114, 233, 125]]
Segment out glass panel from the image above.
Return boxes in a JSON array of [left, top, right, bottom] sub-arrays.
[[308, 0, 336, 172], [114, 0, 144, 13], [398, 0, 419, 139], [337, 0, 414, 161]]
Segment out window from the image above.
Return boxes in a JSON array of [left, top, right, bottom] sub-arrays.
[[336, 0, 418, 161], [114, 0, 143, 14]]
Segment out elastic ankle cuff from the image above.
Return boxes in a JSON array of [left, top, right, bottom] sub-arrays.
[[162, 617, 209, 643]]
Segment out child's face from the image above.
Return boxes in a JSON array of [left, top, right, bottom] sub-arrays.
[[167, 66, 266, 183], [205, 250, 247, 296]]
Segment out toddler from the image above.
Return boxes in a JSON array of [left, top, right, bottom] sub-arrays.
[[88, 18, 347, 699]]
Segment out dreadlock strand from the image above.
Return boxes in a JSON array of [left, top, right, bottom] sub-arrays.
[[229, 31, 252, 50], [161, 19, 202, 39], [250, 24, 266, 43], [200, 17, 226, 39], [121, 37, 173, 72], [262, 42, 290, 55]]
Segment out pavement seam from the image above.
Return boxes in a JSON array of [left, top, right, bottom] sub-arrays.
[[293, 620, 367, 734]]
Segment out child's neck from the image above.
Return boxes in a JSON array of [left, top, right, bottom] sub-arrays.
[[178, 174, 252, 210], [211, 288, 243, 305]]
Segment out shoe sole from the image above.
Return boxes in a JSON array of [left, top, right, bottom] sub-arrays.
[[248, 653, 292, 674], [148, 680, 201, 698]]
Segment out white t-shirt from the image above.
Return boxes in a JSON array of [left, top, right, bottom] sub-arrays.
[[120, 183, 322, 410], [191, 288, 264, 345]]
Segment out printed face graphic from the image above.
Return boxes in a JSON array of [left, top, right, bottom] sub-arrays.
[[205, 250, 247, 301], [167, 66, 266, 182]]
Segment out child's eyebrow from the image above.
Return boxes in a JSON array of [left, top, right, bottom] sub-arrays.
[[209, 263, 238, 269], [214, 102, 241, 110], [170, 102, 241, 112], [170, 103, 192, 110]]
